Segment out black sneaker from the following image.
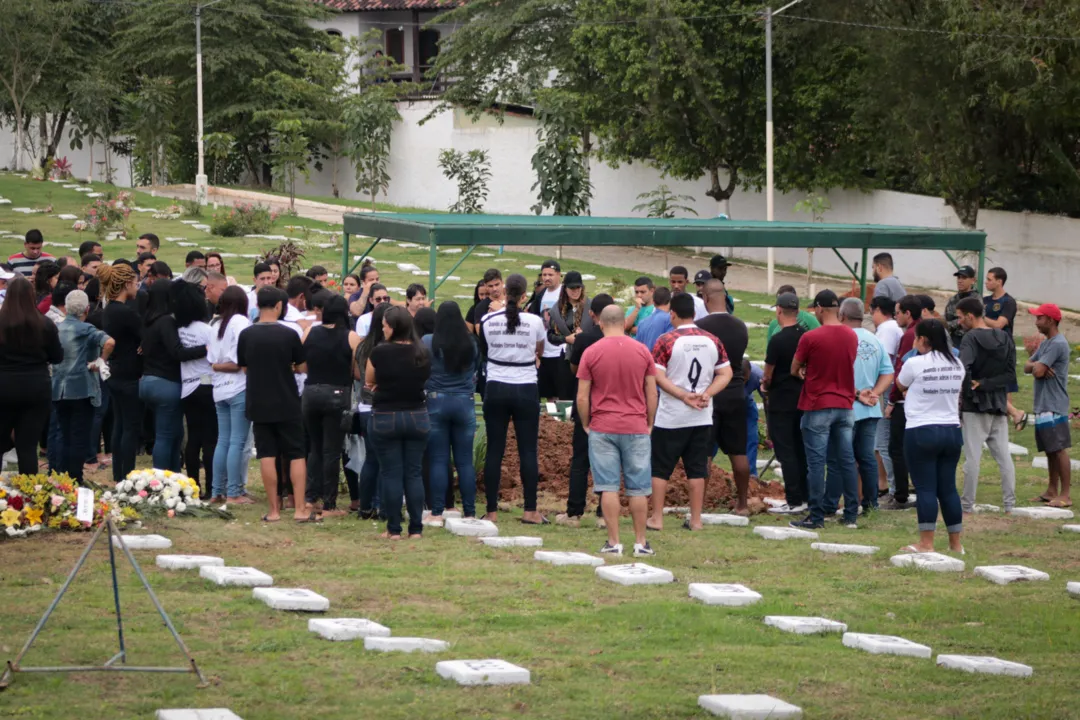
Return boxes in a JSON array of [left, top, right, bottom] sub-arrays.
[[632, 542, 655, 557], [789, 518, 824, 530], [599, 542, 623, 555]]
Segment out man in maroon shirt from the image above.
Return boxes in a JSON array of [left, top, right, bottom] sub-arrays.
[[882, 295, 924, 510], [789, 289, 858, 529]]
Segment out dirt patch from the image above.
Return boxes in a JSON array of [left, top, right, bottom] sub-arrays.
[[476, 415, 784, 514]]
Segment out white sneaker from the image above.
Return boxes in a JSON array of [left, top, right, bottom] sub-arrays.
[[768, 503, 805, 515], [599, 542, 623, 555], [790, 503, 808, 513], [633, 542, 655, 557]]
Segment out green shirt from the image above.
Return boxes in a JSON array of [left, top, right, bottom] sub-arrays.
[[766, 311, 820, 345], [626, 303, 655, 330]]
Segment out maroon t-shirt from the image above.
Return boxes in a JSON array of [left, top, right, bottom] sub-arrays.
[[794, 323, 858, 411], [577, 335, 656, 434], [889, 325, 917, 403]]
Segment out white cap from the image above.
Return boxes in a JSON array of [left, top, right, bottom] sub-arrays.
[[0, 269, 15, 281]]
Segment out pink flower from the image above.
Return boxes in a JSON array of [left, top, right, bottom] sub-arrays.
[[138, 490, 148, 498], [51, 494, 64, 507]]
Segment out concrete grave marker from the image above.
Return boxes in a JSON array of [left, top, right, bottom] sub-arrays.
[[176, 241, 197, 247], [764, 616, 847, 635], [1007, 442, 1028, 455], [445, 517, 499, 537], [700, 513, 750, 527], [252, 587, 329, 612], [476, 252, 494, 257], [436, 659, 530, 686], [753, 526, 818, 541], [973, 565, 1050, 585], [936, 654, 1033, 677], [11, 207, 34, 213], [112, 534, 172, 550], [524, 264, 541, 270], [156, 555, 224, 570], [688, 583, 762, 606], [62, 184, 80, 189], [192, 224, 211, 231], [199, 565, 273, 587], [365, 636, 449, 653], [595, 562, 674, 586], [86, 192, 103, 198], [973, 504, 1001, 513], [581, 274, 596, 281], [1062, 524, 1080, 533], [411, 270, 429, 276], [534, 551, 604, 566], [663, 506, 689, 515], [1032, 456, 1080, 471], [0, 199, 9, 205], [889, 552, 964, 573], [308, 618, 389, 641], [697, 694, 802, 719], [396, 263, 421, 272], [811, 542, 879, 556], [481, 536, 543, 548], [842, 632, 931, 659], [442, 248, 462, 254], [1067, 581, 1080, 599], [1010, 506, 1075, 520], [56, 213, 78, 220], [156, 710, 243, 720], [762, 497, 786, 508]]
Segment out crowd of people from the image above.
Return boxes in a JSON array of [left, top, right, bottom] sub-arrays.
[[0, 230, 1072, 553]]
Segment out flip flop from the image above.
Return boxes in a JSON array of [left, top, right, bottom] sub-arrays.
[[646, 523, 662, 532], [1014, 412, 1029, 432], [294, 513, 323, 524], [1048, 499, 1073, 508], [520, 516, 550, 525], [1032, 495, 1054, 504], [261, 514, 281, 523], [899, 544, 926, 554]]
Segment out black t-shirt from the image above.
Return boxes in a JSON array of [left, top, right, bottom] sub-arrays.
[[764, 324, 805, 412], [568, 325, 604, 418], [237, 322, 304, 423], [370, 342, 431, 411], [0, 317, 62, 397], [466, 302, 479, 326], [695, 312, 748, 402], [472, 298, 493, 326], [983, 293, 1017, 338], [103, 301, 143, 382]]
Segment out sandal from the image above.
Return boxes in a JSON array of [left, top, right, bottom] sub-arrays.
[[899, 544, 927, 554], [1014, 412, 1029, 432], [1032, 495, 1054, 504], [1048, 499, 1073, 508], [520, 516, 550, 525], [261, 514, 281, 523], [294, 513, 323, 524], [682, 519, 700, 531]]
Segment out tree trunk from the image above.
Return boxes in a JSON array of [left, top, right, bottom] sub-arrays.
[[87, 138, 94, 183], [705, 165, 737, 203], [947, 193, 980, 230], [11, 102, 23, 171], [806, 248, 815, 298], [44, 108, 70, 164], [331, 155, 340, 198]]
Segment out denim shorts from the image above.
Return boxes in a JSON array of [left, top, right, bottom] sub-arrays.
[[588, 431, 652, 496]]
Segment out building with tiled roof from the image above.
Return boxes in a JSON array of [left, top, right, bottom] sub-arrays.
[[311, 0, 466, 86]]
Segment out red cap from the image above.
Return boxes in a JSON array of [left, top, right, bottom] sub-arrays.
[[1029, 303, 1062, 323]]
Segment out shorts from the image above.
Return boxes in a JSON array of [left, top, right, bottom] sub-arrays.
[[588, 432, 652, 495], [538, 356, 572, 400], [651, 425, 712, 480], [1034, 412, 1072, 454], [253, 418, 306, 460], [713, 395, 748, 457]]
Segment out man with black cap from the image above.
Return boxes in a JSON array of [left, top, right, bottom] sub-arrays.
[[709, 255, 736, 313], [763, 292, 809, 515], [945, 265, 978, 347], [693, 269, 710, 296], [527, 259, 566, 401], [789, 289, 859, 530]]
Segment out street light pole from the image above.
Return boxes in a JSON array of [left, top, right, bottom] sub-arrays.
[[195, 0, 225, 205], [764, 0, 807, 294]]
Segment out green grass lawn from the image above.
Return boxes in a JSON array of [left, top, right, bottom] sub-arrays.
[[1, 174, 1078, 719]]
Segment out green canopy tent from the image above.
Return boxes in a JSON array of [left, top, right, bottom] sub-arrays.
[[339, 213, 987, 301]]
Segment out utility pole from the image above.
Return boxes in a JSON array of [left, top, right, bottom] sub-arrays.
[[195, 0, 226, 205]]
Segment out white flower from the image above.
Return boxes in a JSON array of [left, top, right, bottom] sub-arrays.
[[182, 484, 194, 497], [0, 499, 6, 511], [134, 479, 146, 491], [165, 497, 177, 509], [175, 501, 186, 513], [28, 524, 41, 533]]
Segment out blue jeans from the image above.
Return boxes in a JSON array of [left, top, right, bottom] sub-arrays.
[[588, 432, 652, 495], [746, 399, 759, 474], [371, 409, 430, 536], [875, 409, 894, 494], [108, 379, 142, 482], [55, 398, 93, 483], [360, 412, 381, 513], [139, 375, 183, 472], [427, 392, 477, 517], [904, 424, 963, 533], [47, 401, 63, 474], [483, 381, 540, 514], [213, 392, 250, 498], [802, 408, 857, 524], [853, 418, 880, 509]]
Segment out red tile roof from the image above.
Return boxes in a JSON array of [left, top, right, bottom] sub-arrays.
[[316, 0, 464, 10]]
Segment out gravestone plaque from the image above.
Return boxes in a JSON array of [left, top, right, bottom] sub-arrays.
[[697, 694, 802, 719], [534, 551, 604, 567], [973, 504, 1001, 513], [936, 654, 1033, 677], [365, 637, 449, 653], [199, 566, 273, 587], [842, 633, 931, 659], [763, 616, 847, 635], [445, 517, 499, 537], [156, 555, 224, 570], [156, 710, 243, 720], [435, 659, 530, 686], [889, 552, 964, 573], [811, 542, 879, 556], [112, 534, 172, 550], [308, 618, 389, 641], [595, 563, 674, 586], [481, 536, 543, 548], [1067, 581, 1079, 599], [252, 587, 329, 612], [973, 565, 1050, 585], [753, 526, 818, 541], [1062, 524, 1080, 533], [700, 514, 750, 527], [1010, 506, 1074, 520], [663, 506, 689, 515], [688, 583, 762, 607]]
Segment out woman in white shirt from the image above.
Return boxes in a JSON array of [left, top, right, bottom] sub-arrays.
[[478, 273, 546, 524], [175, 277, 217, 499], [209, 286, 253, 503], [896, 318, 964, 555]]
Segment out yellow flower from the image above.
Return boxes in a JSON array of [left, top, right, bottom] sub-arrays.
[[24, 507, 43, 525], [0, 488, 6, 498], [1, 508, 22, 527]]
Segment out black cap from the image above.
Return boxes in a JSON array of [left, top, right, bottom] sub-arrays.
[[541, 259, 561, 272], [564, 270, 583, 289], [953, 265, 976, 279], [709, 254, 728, 269], [776, 292, 800, 310], [693, 269, 711, 284], [810, 289, 839, 309]]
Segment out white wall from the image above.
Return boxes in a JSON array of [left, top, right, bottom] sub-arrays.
[[3, 123, 134, 187]]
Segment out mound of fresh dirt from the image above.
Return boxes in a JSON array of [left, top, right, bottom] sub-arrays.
[[475, 415, 783, 514]]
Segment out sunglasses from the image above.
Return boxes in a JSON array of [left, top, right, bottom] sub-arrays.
[[373, 296, 390, 304]]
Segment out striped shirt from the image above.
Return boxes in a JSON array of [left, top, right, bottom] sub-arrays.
[[7, 251, 54, 278]]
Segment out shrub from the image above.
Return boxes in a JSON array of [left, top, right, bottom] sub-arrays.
[[210, 202, 277, 237], [82, 192, 133, 238]]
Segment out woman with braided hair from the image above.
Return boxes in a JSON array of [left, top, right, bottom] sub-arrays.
[[99, 262, 144, 482]]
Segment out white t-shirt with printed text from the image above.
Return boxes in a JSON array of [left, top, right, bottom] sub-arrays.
[[897, 350, 963, 429], [208, 314, 250, 402], [482, 310, 546, 385], [178, 321, 215, 399], [652, 326, 730, 429]]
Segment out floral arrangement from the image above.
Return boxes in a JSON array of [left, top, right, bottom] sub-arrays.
[[104, 469, 232, 520], [211, 202, 278, 237], [51, 156, 73, 180], [0, 473, 128, 538], [80, 192, 133, 238], [72, 220, 88, 231], [153, 202, 184, 220]]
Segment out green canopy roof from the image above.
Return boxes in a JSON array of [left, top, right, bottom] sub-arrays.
[[342, 212, 986, 251]]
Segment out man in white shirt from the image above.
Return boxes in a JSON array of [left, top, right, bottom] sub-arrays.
[[668, 266, 707, 320], [869, 295, 903, 500], [646, 294, 733, 532], [527, 259, 566, 402], [247, 262, 275, 321]]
